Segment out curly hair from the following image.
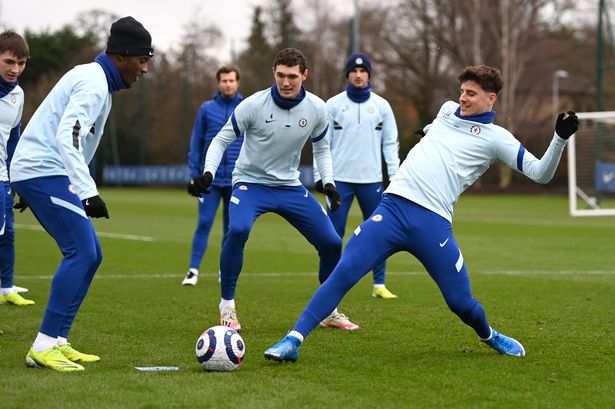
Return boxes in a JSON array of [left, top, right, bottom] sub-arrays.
[[458, 65, 502, 95]]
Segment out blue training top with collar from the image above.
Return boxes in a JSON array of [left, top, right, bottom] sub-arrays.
[[188, 91, 243, 185]]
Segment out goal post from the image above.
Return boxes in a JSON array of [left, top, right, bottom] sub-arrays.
[[568, 111, 615, 216]]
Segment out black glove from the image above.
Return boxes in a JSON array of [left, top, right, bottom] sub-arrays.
[[187, 179, 202, 197], [555, 111, 579, 140], [82, 195, 109, 219], [192, 172, 213, 195], [314, 179, 324, 193], [323, 183, 341, 213], [413, 127, 426, 137], [13, 196, 28, 213]]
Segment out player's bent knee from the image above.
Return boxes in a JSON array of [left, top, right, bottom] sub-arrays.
[[195, 222, 211, 234], [226, 225, 251, 243], [93, 248, 103, 269], [72, 244, 103, 271], [318, 234, 342, 253]]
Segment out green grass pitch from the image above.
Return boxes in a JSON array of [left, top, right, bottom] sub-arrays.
[[1, 188, 614, 408]]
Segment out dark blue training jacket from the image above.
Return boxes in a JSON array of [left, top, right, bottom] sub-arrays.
[[188, 91, 243, 186]]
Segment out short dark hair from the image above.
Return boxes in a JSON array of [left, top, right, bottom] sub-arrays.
[[458, 65, 502, 95], [216, 65, 241, 81], [0, 31, 29, 59], [273, 48, 308, 73]]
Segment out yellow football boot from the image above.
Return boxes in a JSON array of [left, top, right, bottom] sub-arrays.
[[59, 343, 100, 363], [0, 292, 35, 306], [25, 346, 85, 372]]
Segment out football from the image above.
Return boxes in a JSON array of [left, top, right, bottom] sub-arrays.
[[195, 325, 245, 371]]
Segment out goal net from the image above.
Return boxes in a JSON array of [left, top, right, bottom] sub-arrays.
[[568, 111, 615, 216]]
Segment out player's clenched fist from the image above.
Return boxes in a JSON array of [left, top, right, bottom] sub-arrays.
[[555, 111, 579, 140]]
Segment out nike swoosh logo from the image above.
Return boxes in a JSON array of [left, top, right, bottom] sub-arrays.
[[265, 119, 276, 123], [439, 238, 449, 247], [376, 187, 382, 193], [603, 171, 615, 184], [304, 189, 308, 197], [85, 199, 89, 205]]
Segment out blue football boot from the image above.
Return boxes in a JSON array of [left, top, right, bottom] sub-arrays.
[[264, 335, 301, 362], [483, 329, 526, 357]]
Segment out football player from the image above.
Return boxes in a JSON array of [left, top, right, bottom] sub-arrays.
[[265, 65, 579, 361], [192, 48, 359, 333]]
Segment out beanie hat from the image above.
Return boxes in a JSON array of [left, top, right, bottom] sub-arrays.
[[344, 52, 372, 78], [106, 16, 154, 57]]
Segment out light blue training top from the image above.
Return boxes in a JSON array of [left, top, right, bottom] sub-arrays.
[[314, 90, 399, 183], [0, 85, 23, 181], [205, 88, 334, 187], [386, 100, 568, 222], [10, 62, 112, 200]]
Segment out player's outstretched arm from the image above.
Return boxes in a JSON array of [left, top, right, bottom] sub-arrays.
[[514, 111, 579, 184]]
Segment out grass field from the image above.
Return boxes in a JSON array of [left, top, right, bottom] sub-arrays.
[[1, 188, 614, 408]]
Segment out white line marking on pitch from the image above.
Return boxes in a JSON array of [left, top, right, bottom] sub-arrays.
[[16, 270, 615, 280], [15, 223, 155, 242]]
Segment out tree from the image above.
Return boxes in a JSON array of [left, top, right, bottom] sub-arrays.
[[74, 9, 119, 50], [237, 6, 275, 95], [132, 15, 223, 165], [268, 0, 301, 50], [377, 0, 580, 187], [364, 1, 448, 154], [300, 0, 351, 99], [20, 27, 98, 124]]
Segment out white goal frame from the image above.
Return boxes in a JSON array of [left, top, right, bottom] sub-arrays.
[[568, 111, 615, 216]]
